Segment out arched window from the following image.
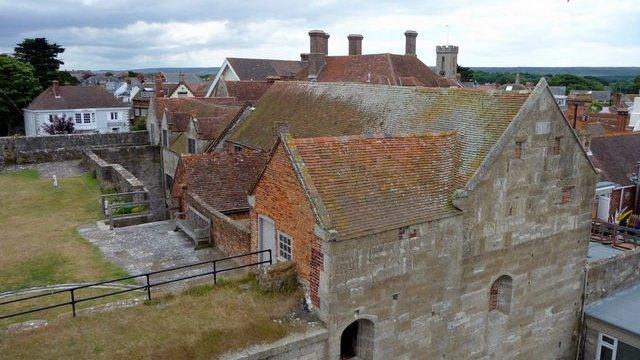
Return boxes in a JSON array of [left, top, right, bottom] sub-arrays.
[[489, 275, 513, 314], [340, 319, 374, 359]]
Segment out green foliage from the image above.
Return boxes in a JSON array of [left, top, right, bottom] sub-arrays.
[[182, 284, 215, 297], [132, 116, 147, 131], [589, 100, 603, 113], [634, 75, 640, 93], [469, 70, 609, 92], [547, 74, 605, 92], [14, 38, 64, 88], [456, 65, 474, 82], [127, 71, 138, 77], [0, 54, 41, 135], [56, 70, 79, 85], [105, 71, 113, 77]]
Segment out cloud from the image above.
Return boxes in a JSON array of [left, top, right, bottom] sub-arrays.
[[0, 0, 638, 69]]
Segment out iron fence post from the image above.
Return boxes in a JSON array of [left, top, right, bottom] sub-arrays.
[[70, 289, 76, 317], [213, 261, 217, 284], [146, 274, 151, 300]]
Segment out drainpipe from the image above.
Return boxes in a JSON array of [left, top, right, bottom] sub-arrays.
[[575, 265, 589, 360], [635, 162, 640, 214]]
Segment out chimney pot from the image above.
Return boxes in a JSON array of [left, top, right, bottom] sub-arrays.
[[617, 108, 630, 132], [348, 34, 363, 55], [154, 73, 164, 98], [309, 30, 327, 54], [404, 30, 418, 56]]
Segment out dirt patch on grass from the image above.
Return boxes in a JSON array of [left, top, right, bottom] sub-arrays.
[[0, 170, 128, 292], [0, 277, 306, 359]]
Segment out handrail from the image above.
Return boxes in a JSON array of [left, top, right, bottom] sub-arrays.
[[591, 219, 640, 246], [0, 249, 272, 320]]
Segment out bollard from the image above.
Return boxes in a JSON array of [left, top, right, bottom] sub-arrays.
[[52, 175, 58, 188]]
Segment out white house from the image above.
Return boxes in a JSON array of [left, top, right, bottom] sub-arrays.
[[23, 81, 131, 136]]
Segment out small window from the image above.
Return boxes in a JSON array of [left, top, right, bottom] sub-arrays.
[[162, 129, 168, 147], [515, 141, 523, 159], [75, 113, 82, 124], [48, 114, 54, 121], [553, 137, 562, 155], [278, 232, 292, 261], [83, 113, 91, 123], [234, 145, 243, 153], [165, 174, 173, 191], [112, 128, 119, 132], [597, 333, 617, 360], [110, 112, 118, 120], [134, 108, 141, 116], [489, 275, 513, 314], [562, 186, 573, 203], [188, 138, 196, 154]]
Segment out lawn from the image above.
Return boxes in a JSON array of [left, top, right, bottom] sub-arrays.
[[0, 277, 304, 360], [0, 170, 128, 292]]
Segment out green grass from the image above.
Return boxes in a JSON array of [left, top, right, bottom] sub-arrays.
[[0, 170, 129, 292], [0, 277, 303, 360]]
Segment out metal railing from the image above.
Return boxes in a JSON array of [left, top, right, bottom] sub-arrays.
[[0, 249, 272, 320], [591, 219, 640, 246]]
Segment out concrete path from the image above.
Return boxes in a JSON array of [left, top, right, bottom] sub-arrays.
[[78, 220, 246, 293], [1, 160, 87, 178]]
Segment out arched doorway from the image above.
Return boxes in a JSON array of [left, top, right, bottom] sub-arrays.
[[340, 319, 374, 359]]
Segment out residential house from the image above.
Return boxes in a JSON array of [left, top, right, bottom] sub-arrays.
[[205, 30, 458, 97], [589, 132, 640, 221], [170, 151, 267, 253], [23, 81, 131, 136], [549, 86, 568, 110], [247, 79, 597, 358], [570, 90, 612, 105], [132, 74, 197, 119]]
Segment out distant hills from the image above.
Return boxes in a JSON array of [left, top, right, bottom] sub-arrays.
[[469, 67, 640, 81], [99, 67, 220, 75]]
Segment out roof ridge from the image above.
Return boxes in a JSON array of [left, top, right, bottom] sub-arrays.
[[292, 131, 458, 144]]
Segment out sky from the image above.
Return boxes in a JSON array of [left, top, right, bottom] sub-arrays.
[[0, 0, 639, 70]]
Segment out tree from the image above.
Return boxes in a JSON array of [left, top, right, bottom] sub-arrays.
[[43, 114, 74, 135], [14, 38, 64, 88], [56, 70, 80, 85], [456, 65, 474, 82], [0, 55, 41, 135], [633, 75, 640, 93], [127, 71, 138, 77]]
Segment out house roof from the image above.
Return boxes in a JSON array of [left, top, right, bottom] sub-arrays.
[[227, 58, 306, 80], [225, 81, 273, 102], [294, 54, 457, 88], [548, 86, 567, 96], [570, 90, 611, 102], [585, 282, 640, 336], [156, 97, 244, 126], [193, 105, 243, 140], [176, 151, 268, 213], [162, 72, 203, 84], [282, 133, 463, 239], [27, 85, 127, 110], [229, 81, 529, 182], [589, 132, 640, 186]]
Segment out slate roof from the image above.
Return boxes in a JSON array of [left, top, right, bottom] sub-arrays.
[[193, 105, 243, 140], [162, 72, 203, 84], [27, 85, 127, 110], [156, 97, 243, 127], [548, 86, 567, 96], [585, 282, 640, 336], [176, 151, 268, 213], [284, 133, 463, 239], [225, 81, 273, 102], [570, 90, 611, 103], [230, 81, 529, 182], [589, 132, 640, 186], [294, 54, 457, 87], [227, 58, 306, 80]]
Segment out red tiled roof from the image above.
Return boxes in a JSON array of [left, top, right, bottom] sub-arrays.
[[27, 85, 127, 110], [175, 151, 269, 213], [230, 81, 529, 182], [167, 112, 191, 132], [225, 81, 272, 102], [193, 105, 243, 140], [590, 132, 640, 186], [284, 133, 462, 239], [154, 97, 244, 126]]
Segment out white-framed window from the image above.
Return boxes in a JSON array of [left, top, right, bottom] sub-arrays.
[[110, 112, 118, 120], [83, 113, 91, 123], [277, 232, 293, 261], [597, 332, 617, 360], [75, 113, 82, 124]]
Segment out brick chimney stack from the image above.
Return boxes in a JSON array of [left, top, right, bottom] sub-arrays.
[[617, 108, 630, 132], [154, 73, 164, 98], [52, 80, 60, 98], [404, 30, 418, 56], [348, 34, 363, 55], [307, 30, 329, 81]]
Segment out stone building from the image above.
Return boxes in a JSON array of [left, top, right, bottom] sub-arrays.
[[246, 79, 597, 359]]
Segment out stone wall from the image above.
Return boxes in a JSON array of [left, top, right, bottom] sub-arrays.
[[585, 247, 640, 304], [82, 150, 145, 194], [0, 131, 149, 167], [220, 326, 329, 360], [188, 193, 252, 264]]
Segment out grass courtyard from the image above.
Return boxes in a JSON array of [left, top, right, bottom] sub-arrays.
[[0, 169, 128, 292]]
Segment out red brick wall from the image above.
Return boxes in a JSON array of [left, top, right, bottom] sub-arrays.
[[250, 144, 317, 283]]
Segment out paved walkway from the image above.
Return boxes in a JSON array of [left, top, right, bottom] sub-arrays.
[[1, 160, 86, 178], [78, 220, 245, 292]]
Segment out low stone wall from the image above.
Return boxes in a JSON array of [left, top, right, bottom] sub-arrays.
[[82, 150, 145, 194], [188, 193, 252, 264], [0, 131, 149, 167], [220, 326, 329, 360], [585, 246, 640, 304]]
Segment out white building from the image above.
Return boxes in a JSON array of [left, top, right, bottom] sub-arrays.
[[23, 81, 131, 136]]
